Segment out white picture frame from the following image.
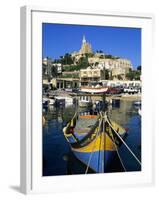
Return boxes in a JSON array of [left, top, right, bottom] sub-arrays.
[[20, 5, 154, 194]]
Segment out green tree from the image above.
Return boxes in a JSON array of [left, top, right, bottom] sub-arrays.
[[137, 65, 141, 71], [105, 54, 113, 58], [78, 56, 89, 68], [51, 66, 58, 77], [59, 73, 79, 78], [60, 53, 74, 65], [126, 69, 141, 80], [99, 53, 104, 58]]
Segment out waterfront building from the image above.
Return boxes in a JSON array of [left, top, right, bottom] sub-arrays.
[[101, 80, 141, 88], [42, 57, 53, 77], [43, 57, 63, 78], [42, 57, 50, 66], [43, 79, 50, 85], [80, 67, 105, 86], [51, 78, 80, 89], [61, 71, 79, 78], [52, 63, 62, 74]]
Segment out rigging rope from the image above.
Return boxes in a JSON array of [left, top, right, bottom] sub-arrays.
[[98, 120, 103, 173], [111, 131, 127, 172], [105, 114, 141, 166]]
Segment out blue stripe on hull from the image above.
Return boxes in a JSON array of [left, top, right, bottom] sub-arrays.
[[73, 150, 118, 173]]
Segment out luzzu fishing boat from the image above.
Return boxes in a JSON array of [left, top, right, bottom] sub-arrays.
[[63, 111, 127, 173]]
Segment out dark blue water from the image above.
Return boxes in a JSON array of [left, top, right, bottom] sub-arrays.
[[43, 100, 141, 176]]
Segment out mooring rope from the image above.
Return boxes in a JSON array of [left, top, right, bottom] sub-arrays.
[[111, 132, 127, 172], [105, 114, 141, 166]]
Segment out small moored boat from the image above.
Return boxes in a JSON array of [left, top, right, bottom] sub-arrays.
[[133, 101, 141, 106], [63, 111, 127, 173], [42, 97, 49, 108], [48, 97, 55, 105], [55, 96, 74, 106], [138, 108, 141, 116], [80, 86, 108, 94]]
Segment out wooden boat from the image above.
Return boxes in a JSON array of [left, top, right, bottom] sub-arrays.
[[63, 111, 127, 173], [80, 86, 108, 94]]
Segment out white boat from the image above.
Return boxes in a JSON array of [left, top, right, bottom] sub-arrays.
[[43, 96, 55, 106], [43, 97, 48, 103], [42, 97, 49, 107], [79, 95, 92, 107], [48, 97, 55, 105], [133, 101, 141, 106], [80, 86, 108, 94], [138, 108, 141, 116], [55, 96, 74, 106]]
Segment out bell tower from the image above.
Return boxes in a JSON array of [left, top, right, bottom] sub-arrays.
[[82, 35, 86, 44], [79, 35, 92, 54]]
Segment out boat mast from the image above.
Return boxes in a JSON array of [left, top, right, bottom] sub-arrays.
[[102, 93, 107, 112], [102, 113, 105, 173]]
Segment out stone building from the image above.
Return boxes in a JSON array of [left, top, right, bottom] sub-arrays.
[[52, 63, 62, 74], [80, 67, 105, 86], [42, 57, 53, 78], [88, 57, 132, 79]]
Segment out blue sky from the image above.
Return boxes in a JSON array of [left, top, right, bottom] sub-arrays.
[[42, 23, 141, 68]]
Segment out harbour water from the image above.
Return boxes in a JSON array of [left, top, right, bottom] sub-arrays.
[[43, 99, 141, 176]]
